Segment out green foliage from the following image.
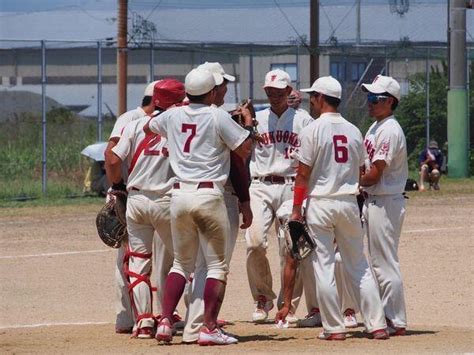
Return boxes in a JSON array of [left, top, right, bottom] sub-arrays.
[[0, 108, 114, 199], [397, 61, 474, 175]]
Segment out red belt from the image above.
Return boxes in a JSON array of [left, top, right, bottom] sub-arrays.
[[173, 181, 214, 189], [256, 175, 295, 184]]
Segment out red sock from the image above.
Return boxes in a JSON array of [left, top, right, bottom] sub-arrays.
[[161, 272, 186, 322], [203, 278, 226, 330]]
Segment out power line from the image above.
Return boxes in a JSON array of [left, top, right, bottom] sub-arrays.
[[273, 0, 307, 45]]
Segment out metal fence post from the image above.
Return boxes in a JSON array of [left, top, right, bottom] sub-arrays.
[[97, 41, 103, 142], [249, 46, 254, 99], [149, 41, 154, 81], [425, 47, 430, 147], [41, 40, 47, 196]]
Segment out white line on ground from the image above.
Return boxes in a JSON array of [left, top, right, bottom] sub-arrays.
[[403, 226, 466, 234], [0, 249, 112, 260], [0, 321, 113, 330]]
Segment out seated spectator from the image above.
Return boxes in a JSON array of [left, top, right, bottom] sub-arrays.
[[419, 140, 443, 191]]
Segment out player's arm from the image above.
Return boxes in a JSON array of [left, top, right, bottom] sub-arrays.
[[105, 143, 124, 186], [275, 253, 299, 322], [360, 159, 386, 186], [229, 152, 253, 229], [104, 137, 120, 185], [232, 136, 253, 160], [291, 162, 311, 221]]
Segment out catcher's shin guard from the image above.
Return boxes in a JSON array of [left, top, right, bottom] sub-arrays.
[[123, 244, 154, 330]]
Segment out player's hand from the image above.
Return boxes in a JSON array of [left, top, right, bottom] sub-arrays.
[[275, 305, 290, 323], [290, 207, 303, 222], [239, 201, 253, 229]]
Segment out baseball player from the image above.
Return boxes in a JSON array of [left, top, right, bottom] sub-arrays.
[[181, 62, 253, 343], [104, 80, 161, 334], [245, 69, 314, 323], [147, 68, 253, 345], [419, 140, 443, 191], [360, 75, 408, 336], [276, 76, 388, 340], [105, 79, 186, 338]]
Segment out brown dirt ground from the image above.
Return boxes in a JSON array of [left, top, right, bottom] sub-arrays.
[[1, 181, 473, 354]]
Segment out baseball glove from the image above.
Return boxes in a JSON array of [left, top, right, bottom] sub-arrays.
[[285, 220, 315, 260], [96, 190, 128, 248]]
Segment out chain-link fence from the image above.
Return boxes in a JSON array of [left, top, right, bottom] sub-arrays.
[[0, 39, 472, 199]]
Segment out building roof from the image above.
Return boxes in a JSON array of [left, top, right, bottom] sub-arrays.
[[1, 3, 473, 47]]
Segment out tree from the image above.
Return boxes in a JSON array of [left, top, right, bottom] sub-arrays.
[[397, 61, 473, 173]]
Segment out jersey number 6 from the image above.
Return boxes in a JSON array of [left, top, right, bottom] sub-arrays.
[[333, 135, 348, 163], [182, 123, 197, 153]]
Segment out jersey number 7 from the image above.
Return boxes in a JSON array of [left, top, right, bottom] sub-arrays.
[[182, 123, 197, 153], [333, 135, 348, 163]]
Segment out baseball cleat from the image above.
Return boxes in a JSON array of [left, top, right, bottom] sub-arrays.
[[252, 295, 274, 323], [343, 308, 358, 328], [371, 328, 389, 340], [296, 308, 322, 328], [198, 326, 238, 346], [317, 331, 346, 341], [172, 312, 185, 330], [115, 326, 133, 334], [155, 318, 173, 344], [385, 318, 406, 336], [285, 312, 298, 324], [135, 326, 154, 339]]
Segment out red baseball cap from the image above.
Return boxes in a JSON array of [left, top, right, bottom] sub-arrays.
[[153, 79, 186, 110]]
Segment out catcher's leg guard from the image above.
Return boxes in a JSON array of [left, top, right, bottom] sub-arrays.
[[123, 245, 155, 337]]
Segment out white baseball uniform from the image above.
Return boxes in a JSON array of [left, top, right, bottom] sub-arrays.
[[149, 104, 249, 283], [294, 112, 386, 334], [245, 106, 313, 312], [182, 105, 249, 342], [112, 115, 175, 334], [110, 106, 146, 331], [362, 114, 408, 329]]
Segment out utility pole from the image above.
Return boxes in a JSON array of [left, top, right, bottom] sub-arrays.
[[310, 0, 319, 85], [356, 0, 361, 45], [447, 0, 469, 177], [117, 0, 128, 116]]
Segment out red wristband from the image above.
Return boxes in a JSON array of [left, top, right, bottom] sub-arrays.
[[293, 185, 307, 206]]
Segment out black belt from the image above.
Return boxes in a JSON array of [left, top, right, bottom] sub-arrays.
[[173, 182, 214, 189], [255, 175, 295, 184], [131, 187, 140, 191]]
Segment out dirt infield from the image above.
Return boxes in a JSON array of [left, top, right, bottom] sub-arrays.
[[1, 182, 473, 353]]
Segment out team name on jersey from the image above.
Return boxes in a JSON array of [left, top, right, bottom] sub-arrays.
[[257, 130, 301, 148], [364, 138, 375, 161]]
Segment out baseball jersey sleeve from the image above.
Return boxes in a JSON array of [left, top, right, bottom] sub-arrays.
[[149, 112, 168, 138], [372, 128, 397, 166], [214, 109, 249, 151], [111, 120, 135, 161], [294, 123, 317, 167]]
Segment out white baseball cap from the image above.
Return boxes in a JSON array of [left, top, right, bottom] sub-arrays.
[[197, 62, 235, 85], [184, 69, 216, 96], [263, 69, 291, 89], [300, 76, 342, 99], [361, 75, 401, 101], [144, 80, 160, 96]]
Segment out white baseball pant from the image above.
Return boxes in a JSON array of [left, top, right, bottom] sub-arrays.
[[364, 193, 407, 328], [306, 195, 386, 334], [125, 191, 174, 332], [245, 179, 303, 312], [182, 191, 239, 343], [169, 182, 230, 282]]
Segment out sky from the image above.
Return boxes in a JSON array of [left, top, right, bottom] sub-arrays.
[[0, 0, 446, 12]]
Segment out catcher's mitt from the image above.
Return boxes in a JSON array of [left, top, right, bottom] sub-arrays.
[[285, 220, 315, 260], [230, 99, 263, 143], [96, 190, 128, 248]]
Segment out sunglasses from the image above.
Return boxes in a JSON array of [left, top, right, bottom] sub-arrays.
[[367, 93, 390, 104]]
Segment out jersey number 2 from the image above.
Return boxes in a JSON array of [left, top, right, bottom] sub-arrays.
[[182, 123, 197, 153], [333, 135, 348, 163]]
